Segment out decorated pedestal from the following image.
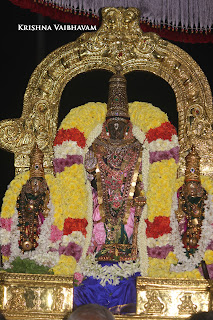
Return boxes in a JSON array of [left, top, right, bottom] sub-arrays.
[[0, 272, 73, 320], [0, 273, 213, 320], [136, 277, 213, 319]]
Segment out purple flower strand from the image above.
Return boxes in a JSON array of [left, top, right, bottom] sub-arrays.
[[149, 146, 179, 164], [1, 244, 11, 256], [207, 240, 213, 251], [59, 242, 83, 262], [147, 245, 174, 259], [53, 155, 83, 173], [0, 218, 12, 231], [199, 263, 213, 279]]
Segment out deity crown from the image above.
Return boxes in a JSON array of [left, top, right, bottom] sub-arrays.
[[106, 64, 130, 121], [30, 144, 45, 178], [185, 145, 201, 183]]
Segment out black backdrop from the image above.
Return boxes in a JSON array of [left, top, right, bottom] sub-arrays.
[[1, 0, 213, 208]]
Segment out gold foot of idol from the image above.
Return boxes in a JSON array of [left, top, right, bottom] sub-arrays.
[[0, 272, 73, 320]]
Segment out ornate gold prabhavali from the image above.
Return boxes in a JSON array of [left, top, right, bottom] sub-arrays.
[[0, 272, 73, 320], [0, 7, 212, 178], [0, 6, 213, 320]]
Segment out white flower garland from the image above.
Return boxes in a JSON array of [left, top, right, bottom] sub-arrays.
[[4, 198, 60, 270], [54, 140, 85, 158], [86, 123, 103, 150], [80, 180, 94, 261], [132, 125, 149, 276], [170, 193, 213, 272], [147, 234, 170, 248], [77, 254, 141, 286], [61, 232, 86, 247], [149, 135, 178, 152]]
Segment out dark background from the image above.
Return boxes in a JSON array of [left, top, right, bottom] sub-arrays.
[[1, 1, 213, 208]]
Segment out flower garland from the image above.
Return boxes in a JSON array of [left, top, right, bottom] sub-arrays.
[[129, 102, 179, 277], [148, 252, 202, 279], [51, 101, 179, 280], [77, 254, 141, 286], [1, 171, 30, 219], [170, 175, 213, 273], [50, 102, 107, 274], [1, 101, 180, 281]]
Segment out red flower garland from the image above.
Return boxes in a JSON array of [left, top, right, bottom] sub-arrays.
[[63, 217, 88, 236], [146, 216, 172, 239], [53, 128, 86, 148], [146, 122, 177, 143]]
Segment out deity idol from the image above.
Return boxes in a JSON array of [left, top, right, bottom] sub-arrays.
[[170, 145, 213, 276], [84, 66, 146, 261], [52, 64, 180, 278], [17, 144, 50, 252], [175, 146, 208, 256]]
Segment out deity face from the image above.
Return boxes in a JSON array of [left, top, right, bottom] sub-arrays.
[[184, 180, 204, 203], [29, 177, 43, 196], [107, 118, 128, 140]]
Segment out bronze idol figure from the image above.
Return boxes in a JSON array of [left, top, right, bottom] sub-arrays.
[[85, 66, 146, 261], [17, 145, 50, 252], [176, 146, 207, 256]]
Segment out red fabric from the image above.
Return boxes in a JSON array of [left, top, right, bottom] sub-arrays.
[[146, 122, 177, 143], [146, 216, 172, 239], [9, 0, 99, 25], [9, 0, 213, 43], [63, 217, 88, 236], [53, 128, 86, 148]]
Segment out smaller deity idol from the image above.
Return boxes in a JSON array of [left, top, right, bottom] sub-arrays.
[[176, 146, 207, 256], [17, 144, 49, 252], [85, 66, 146, 261]]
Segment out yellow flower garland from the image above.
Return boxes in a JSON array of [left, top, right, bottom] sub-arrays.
[[129, 101, 168, 133], [52, 255, 77, 276], [146, 158, 178, 222], [58, 164, 88, 220], [201, 175, 213, 195], [60, 102, 107, 139], [148, 252, 202, 279], [7, 102, 211, 280], [1, 171, 30, 219], [45, 173, 64, 230]]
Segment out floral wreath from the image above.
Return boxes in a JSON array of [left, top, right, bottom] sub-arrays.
[[1, 101, 212, 283]]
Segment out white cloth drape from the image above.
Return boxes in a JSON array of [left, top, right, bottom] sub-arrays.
[[46, 0, 213, 31]]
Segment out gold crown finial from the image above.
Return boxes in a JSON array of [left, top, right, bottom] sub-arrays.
[[106, 64, 129, 120], [30, 144, 45, 178], [185, 145, 201, 183]]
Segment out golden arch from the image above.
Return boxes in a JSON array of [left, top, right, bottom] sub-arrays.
[[0, 7, 212, 177]]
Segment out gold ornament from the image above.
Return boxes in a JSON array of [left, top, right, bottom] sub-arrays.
[[30, 144, 45, 178], [184, 145, 201, 183], [106, 65, 129, 121]]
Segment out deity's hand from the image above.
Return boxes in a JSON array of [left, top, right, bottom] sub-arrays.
[[84, 149, 97, 172], [134, 196, 146, 208]]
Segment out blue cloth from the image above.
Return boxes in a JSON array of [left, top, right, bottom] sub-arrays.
[[74, 261, 140, 310]]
